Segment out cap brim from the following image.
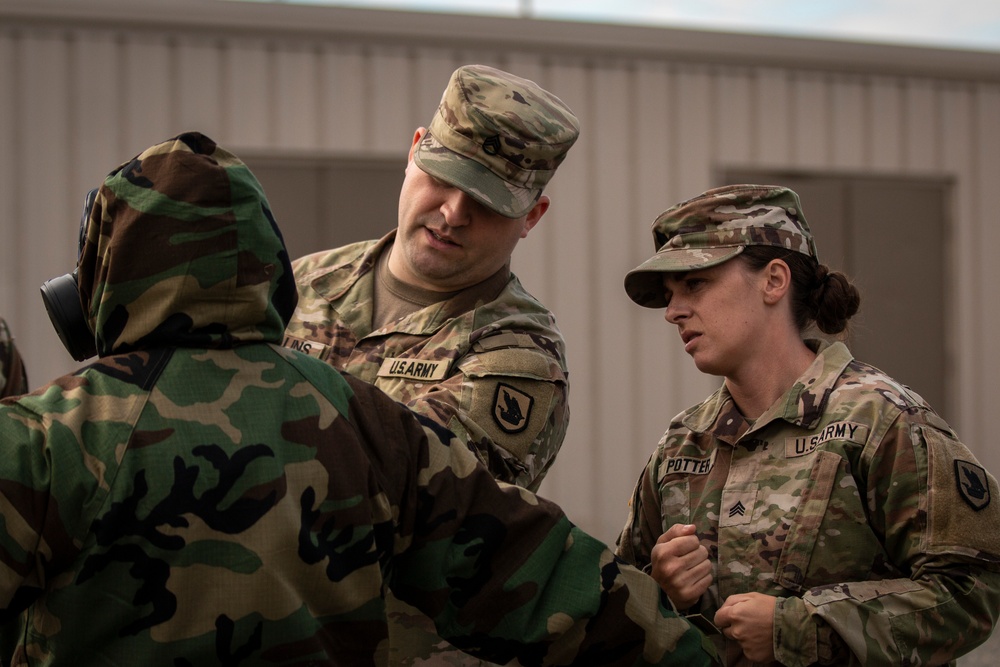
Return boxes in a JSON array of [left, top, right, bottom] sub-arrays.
[[623, 246, 744, 308], [413, 133, 538, 219]]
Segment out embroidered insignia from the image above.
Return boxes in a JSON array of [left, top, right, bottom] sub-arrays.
[[377, 357, 449, 382], [955, 460, 990, 511], [281, 334, 326, 359], [785, 421, 869, 458], [729, 501, 746, 518], [482, 134, 502, 156], [662, 452, 715, 477], [492, 383, 533, 434]]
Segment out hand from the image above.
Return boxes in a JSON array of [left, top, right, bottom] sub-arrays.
[[714, 593, 777, 663], [649, 523, 712, 609]]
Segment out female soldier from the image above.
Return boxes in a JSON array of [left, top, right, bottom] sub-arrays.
[[616, 184, 1000, 666]]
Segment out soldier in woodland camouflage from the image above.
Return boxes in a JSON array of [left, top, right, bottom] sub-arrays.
[[0, 132, 720, 666], [617, 184, 1000, 666], [283, 65, 579, 664], [0, 318, 28, 398]]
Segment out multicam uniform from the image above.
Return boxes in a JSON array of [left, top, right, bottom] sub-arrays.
[[281, 64, 579, 666], [284, 233, 568, 491], [0, 318, 28, 398], [617, 340, 1000, 666], [0, 133, 717, 667]]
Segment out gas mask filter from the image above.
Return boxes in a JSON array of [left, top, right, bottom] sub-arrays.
[[39, 188, 99, 362]]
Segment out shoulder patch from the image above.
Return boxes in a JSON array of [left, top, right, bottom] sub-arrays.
[[955, 459, 990, 511], [492, 383, 533, 433]]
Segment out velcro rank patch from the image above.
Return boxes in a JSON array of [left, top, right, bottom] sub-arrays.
[[719, 487, 758, 527]]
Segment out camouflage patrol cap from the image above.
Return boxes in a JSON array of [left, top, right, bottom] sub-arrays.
[[413, 64, 580, 219], [624, 184, 819, 308]]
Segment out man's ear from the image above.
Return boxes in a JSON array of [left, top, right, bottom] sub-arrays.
[[520, 195, 550, 238], [762, 258, 792, 305], [407, 127, 427, 162]]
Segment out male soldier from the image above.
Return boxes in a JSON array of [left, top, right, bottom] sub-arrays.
[[283, 64, 578, 664], [0, 318, 28, 398], [0, 132, 718, 666]]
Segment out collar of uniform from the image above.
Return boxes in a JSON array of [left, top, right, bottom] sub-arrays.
[[763, 339, 853, 430], [680, 385, 748, 446], [308, 229, 516, 338], [307, 232, 393, 303], [680, 339, 854, 438]]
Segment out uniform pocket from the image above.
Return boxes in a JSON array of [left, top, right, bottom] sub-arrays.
[[774, 450, 843, 593]]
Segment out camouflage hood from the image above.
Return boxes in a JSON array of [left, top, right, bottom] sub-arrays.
[[77, 132, 296, 357]]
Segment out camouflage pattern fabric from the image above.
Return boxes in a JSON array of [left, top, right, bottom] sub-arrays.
[[284, 233, 570, 665], [285, 233, 569, 492], [281, 63, 578, 667], [414, 64, 580, 219], [616, 340, 1000, 666], [0, 132, 719, 666], [624, 184, 819, 309], [0, 318, 28, 398]]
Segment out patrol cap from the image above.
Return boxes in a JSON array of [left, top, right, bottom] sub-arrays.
[[413, 64, 580, 219], [624, 184, 819, 308]]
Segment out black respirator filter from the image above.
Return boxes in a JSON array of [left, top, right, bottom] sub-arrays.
[[39, 188, 99, 362]]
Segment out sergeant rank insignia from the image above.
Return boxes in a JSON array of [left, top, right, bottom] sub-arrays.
[[955, 459, 990, 511], [493, 383, 532, 434]]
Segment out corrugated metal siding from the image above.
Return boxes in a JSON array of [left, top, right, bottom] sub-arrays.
[[2, 14, 999, 546]]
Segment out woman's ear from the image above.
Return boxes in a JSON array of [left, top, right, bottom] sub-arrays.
[[762, 258, 792, 305]]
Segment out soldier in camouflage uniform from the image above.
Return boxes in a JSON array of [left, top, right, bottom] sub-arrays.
[[0, 318, 28, 398], [0, 132, 720, 666], [283, 65, 579, 664], [617, 184, 1000, 666]]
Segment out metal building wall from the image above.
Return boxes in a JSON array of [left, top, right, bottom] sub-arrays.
[[2, 0, 999, 546]]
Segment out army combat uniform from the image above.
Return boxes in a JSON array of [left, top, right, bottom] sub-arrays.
[[283, 63, 579, 667], [284, 232, 568, 492], [0, 318, 28, 398], [0, 133, 718, 666], [617, 340, 1000, 666]]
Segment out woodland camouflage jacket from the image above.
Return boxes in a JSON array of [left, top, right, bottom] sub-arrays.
[[0, 133, 716, 667]]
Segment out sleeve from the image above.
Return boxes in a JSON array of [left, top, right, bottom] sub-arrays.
[[385, 407, 719, 667], [409, 331, 569, 492], [0, 403, 62, 615], [773, 412, 1000, 667], [615, 451, 665, 571]]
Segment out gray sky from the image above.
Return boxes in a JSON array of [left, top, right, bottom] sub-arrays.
[[269, 0, 1000, 52]]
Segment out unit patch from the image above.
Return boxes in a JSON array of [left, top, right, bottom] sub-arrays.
[[377, 357, 449, 382], [955, 459, 990, 511], [492, 383, 533, 434]]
